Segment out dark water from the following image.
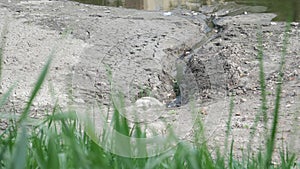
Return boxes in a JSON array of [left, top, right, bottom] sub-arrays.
[[72, 0, 299, 22], [227, 0, 299, 22]]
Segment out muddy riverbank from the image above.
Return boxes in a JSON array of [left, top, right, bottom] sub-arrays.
[[0, 0, 299, 162]]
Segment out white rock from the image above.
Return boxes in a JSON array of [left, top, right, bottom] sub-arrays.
[[291, 22, 299, 26], [163, 12, 172, 16], [270, 22, 277, 25]]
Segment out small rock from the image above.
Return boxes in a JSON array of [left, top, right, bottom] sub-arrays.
[[292, 70, 298, 76], [271, 161, 278, 166], [32, 102, 37, 107], [285, 104, 291, 108], [200, 107, 208, 115], [235, 112, 241, 116], [240, 98, 247, 103], [161, 33, 167, 37], [236, 89, 244, 95], [291, 22, 299, 27], [191, 11, 198, 16], [182, 12, 191, 16], [74, 98, 85, 104], [291, 90, 297, 96], [163, 12, 172, 16]]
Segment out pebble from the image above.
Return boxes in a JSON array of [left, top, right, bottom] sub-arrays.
[[163, 12, 172, 16], [74, 98, 85, 104], [200, 107, 208, 115], [191, 11, 198, 16], [234, 121, 243, 128], [291, 90, 297, 96], [240, 98, 247, 103], [291, 22, 299, 27], [182, 12, 191, 16], [236, 89, 244, 95]]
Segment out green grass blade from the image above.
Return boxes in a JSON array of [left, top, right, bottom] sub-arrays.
[[17, 57, 52, 125], [0, 84, 15, 108], [229, 139, 234, 169], [247, 29, 269, 159], [225, 96, 234, 156], [132, 123, 147, 159], [9, 127, 27, 169], [257, 31, 268, 128], [47, 133, 59, 169], [264, 21, 291, 169], [16, 29, 70, 125], [32, 135, 47, 169], [144, 150, 173, 169], [279, 146, 296, 169], [172, 142, 188, 168]]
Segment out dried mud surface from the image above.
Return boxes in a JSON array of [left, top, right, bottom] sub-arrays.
[[0, 0, 299, 162]]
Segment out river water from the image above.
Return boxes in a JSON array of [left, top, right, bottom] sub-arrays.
[[72, 0, 299, 22]]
